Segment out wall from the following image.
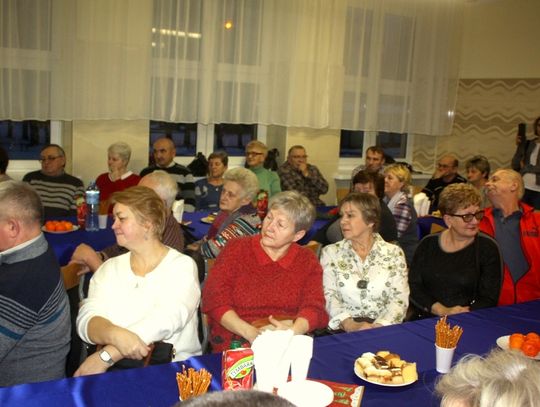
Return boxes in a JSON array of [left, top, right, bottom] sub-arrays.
[[431, 0, 540, 174], [71, 120, 149, 186]]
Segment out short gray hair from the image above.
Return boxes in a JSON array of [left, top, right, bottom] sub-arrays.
[[494, 169, 525, 199], [246, 140, 268, 156], [140, 170, 178, 209], [268, 191, 315, 233], [0, 181, 43, 225], [436, 349, 540, 407], [108, 142, 132, 164], [223, 167, 259, 201]]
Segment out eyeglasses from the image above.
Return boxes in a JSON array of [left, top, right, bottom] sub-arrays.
[[246, 152, 264, 157], [437, 163, 453, 169], [291, 155, 307, 159], [39, 156, 62, 163], [447, 210, 484, 223]]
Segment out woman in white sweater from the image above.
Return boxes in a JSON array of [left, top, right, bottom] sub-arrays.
[[75, 186, 201, 376]]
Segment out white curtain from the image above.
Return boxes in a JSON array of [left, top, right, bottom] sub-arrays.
[[0, 0, 464, 135]]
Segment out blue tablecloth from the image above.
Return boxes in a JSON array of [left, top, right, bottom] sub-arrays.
[[44, 218, 117, 266], [2, 300, 539, 407]]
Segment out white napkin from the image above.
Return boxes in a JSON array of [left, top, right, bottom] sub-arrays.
[[413, 192, 430, 217], [251, 329, 294, 392], [172, 199, 184, 222]]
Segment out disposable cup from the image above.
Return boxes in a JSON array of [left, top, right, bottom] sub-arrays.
[[290, 335, 313, 381], [435, 344, 456, 374], [98, 214, 108, 229]]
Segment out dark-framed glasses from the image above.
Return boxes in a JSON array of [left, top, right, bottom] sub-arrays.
[[246, 151, 264, 157], [447, 210, 484, 223]]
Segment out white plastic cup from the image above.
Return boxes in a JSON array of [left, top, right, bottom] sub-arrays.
[[435, 344, 456, 374], [290, 335, 314, 381], [98, 214, 108, 229]]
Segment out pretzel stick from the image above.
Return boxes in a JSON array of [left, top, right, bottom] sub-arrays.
[[176, 365, 212, 400], [435, 316, 463, 348]]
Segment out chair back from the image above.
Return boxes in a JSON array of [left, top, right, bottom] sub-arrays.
[[304, 241, 322, 258], [61, 263, 83, 290]]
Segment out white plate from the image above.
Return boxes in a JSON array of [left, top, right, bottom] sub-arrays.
[[496, 335, 540, 360], [354, 363, 417, 387], [42, 225, 80, 234], [278, 380, 334, 407]]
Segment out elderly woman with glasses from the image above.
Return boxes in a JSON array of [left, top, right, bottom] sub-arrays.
[[96, 142, 140, 213], [202, 191, 328, 352], [409, 183, 502, 318]]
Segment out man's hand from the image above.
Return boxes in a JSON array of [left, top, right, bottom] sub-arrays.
[[298, 162, 309, 177], [70, 243, 103, 274]]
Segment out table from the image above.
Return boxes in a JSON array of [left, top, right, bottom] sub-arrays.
[[44, 218, 117, 266], [2, 300, 538, 406]]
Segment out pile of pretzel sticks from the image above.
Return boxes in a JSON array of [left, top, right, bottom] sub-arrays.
[[176, 365, 212, 401], [435, 316, 463, 349]]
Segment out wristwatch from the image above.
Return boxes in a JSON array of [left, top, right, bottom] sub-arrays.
[[99, 349, 114, 366]]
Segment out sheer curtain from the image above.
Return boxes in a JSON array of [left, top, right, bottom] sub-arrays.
[[0, 0, 464, 135]]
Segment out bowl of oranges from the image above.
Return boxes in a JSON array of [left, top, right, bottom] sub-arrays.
[[43, 220, 79, 234], [497, 332, 539, 359]]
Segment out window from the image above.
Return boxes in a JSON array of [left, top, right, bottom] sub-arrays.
[[148, 121, 197, 163], [0, 120, 51, 160], [214, 124, 256, 156], [339, 130, 408, 161]]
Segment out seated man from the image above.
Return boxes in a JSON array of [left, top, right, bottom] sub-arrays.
[[23, 144, 84, 218], [70, 171, 184, 274], [480, 169, 540, 305], [140, 137, 196, 212], [351, 145, 386, 179], [422, 154, 466, 212], [0, 181, 71, 386], [0, 146, 11, 182], [278, 145, 329, 207]]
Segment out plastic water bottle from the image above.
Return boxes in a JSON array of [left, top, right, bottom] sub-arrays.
[[85, 181, 100, 232]]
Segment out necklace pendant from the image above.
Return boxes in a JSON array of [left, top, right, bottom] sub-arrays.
[[357, 279, 368, 289]]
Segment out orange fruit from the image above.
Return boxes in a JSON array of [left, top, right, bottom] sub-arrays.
[[509, 333, 524, 349], [525, 332, 540, 344], [61, 221, 73, 230], [45, 221, 56, 231], [521, 341, 539, 358], [55, 223, 67, 232]]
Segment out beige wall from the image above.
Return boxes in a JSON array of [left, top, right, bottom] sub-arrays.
[[72, 120, 149, 186], [460, 0, 540, 79]]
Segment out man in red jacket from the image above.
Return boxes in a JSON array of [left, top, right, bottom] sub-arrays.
[[479, 169, 540, 305]]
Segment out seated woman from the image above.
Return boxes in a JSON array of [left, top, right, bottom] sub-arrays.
[[195, 151, 228, 211], [75, 186, 200, 376], [96, 142, 140, 213], [409, 183, 502, 317], [321, 192, 408, 332], [188, 167, 261, 259], [202, 191, 328, 352], [383, 164, 418, 265], [312, 170, 398, 246]]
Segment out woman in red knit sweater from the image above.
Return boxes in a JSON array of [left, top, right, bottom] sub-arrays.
[[95, 142, 140, 213], [202, 191, 328, 352]]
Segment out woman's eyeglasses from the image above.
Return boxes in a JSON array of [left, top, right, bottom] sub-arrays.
[[447, 210, 484, 223]]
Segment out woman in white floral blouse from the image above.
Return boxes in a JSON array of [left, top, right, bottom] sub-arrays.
[[321, 192, 409, 332]]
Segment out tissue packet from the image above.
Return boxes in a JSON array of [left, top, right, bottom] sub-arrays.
[[222, 348, 254, 391]]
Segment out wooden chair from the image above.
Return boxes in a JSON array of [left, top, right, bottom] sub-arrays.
[[304, 241, 322, 258], [61, 263, 83, 291]]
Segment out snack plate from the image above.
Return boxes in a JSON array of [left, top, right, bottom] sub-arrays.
[[353, 363, 417, 387], [42, 225, 80, 234], [278, 380, 334, 407], [496, 335, 540, 360]]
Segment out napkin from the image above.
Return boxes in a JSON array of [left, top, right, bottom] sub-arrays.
[[172, 199, 184, 222], [251, 329, 295, 392], [413, 192, 430, 217]]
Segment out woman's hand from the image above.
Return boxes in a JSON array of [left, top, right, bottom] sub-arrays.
[[109, 327, 150, 360], [70, 243, 103, 274], [340, 318, 375, 332], [245, 325, 262, 344], [74, 352, 110, 377], [431, 302, 470, 316]]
